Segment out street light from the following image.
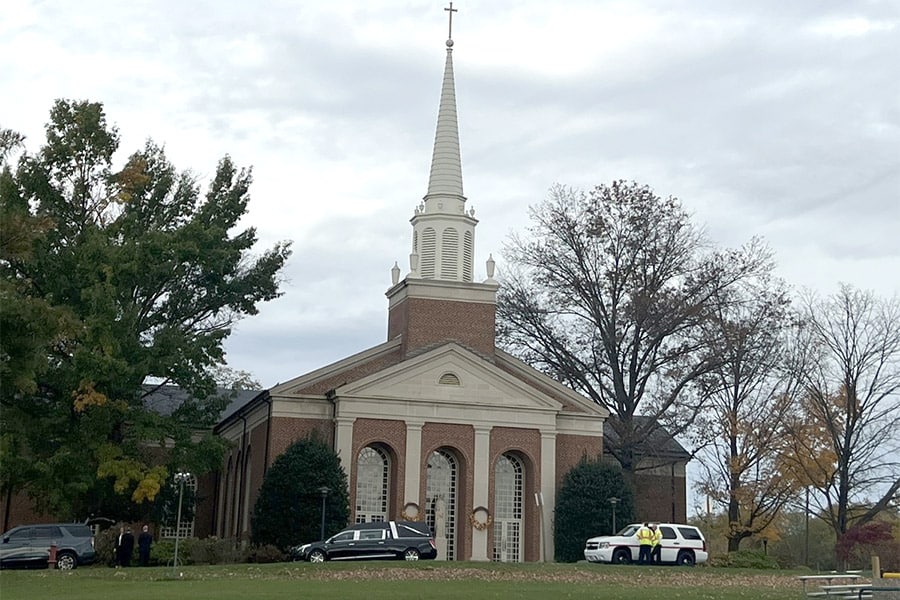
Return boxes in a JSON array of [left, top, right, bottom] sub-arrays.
[[609, 497, 620, 534], [172, 471, 191, 575], [318, 486, 330, 541]]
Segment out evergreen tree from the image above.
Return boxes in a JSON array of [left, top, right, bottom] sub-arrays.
[[251, 437, 350, 551], [554, 459, 634, 562]]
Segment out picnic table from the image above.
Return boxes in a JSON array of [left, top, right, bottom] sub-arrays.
[[797, 573, 863, 596], [818, 583, 871, 598]]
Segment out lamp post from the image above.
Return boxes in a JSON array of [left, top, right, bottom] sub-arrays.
[[172, 471, 191, 575], [318, 486, 330, 541], [609, 497, 620, 535]]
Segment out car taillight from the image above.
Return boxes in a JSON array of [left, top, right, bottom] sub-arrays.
[[91, 536, 95, 549], [429, 538, 436, 550], [702, 541, 707, 552]]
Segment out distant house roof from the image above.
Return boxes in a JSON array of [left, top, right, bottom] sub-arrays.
[[603, 416, 691, 462], [142, 384, 263, 422]]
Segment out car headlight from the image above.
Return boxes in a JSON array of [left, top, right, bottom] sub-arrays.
[[598, 542, 610, 549]]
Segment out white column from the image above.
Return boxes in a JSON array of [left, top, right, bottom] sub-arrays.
[[404, 421, 424, 508], [334, 417, 355, 473], [471, 425, 492, 561], [540, 431, 557, 563]]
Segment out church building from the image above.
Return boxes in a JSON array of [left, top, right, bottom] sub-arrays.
[[213, 25, 611, 562]]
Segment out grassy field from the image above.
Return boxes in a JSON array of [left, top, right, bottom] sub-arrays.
[[0, 561, 818, 599]]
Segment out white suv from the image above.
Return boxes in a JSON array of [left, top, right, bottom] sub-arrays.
[[584, 523, 708, 566]]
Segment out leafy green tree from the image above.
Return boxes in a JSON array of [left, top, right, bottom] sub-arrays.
[[251, 437, 350, 551], [1, 127, 78, 529], [554, 458, 634, 562], [0, 100, 291, 523]]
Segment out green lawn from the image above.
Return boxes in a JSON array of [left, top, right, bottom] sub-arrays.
[[0, 561, 814, 600]]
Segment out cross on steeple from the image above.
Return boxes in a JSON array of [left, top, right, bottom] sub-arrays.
[[445, 2, 458, 41]]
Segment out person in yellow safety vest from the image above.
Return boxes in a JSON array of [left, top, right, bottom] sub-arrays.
[[637, 522, 654, 564], [650, 523, 663, 564]]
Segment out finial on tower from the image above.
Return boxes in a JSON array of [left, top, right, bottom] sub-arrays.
[[445, 2, 458, 45]]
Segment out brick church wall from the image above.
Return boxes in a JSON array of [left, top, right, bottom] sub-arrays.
[[1, 491, 55, 531], [555, 433, 603, 488], [632, 472, 687, 523], [295, 347, 403, 396], [389, 296, 496, 357], [268, 417, 333, 463]]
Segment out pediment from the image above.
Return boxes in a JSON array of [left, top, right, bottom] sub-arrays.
[[336, 343, 562, 412]]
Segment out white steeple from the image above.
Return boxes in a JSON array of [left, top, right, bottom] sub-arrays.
[[408, 9, 477, 283]]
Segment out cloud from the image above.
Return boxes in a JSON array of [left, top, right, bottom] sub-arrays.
[[3, 0, 898, 390]]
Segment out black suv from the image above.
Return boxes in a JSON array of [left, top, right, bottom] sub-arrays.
[[291, 521, 437, 563], [0, 523, 96, 570]]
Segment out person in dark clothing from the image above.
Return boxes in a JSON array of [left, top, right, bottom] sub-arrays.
[[137, 525, 153, 566], [115, 526, 135, 567]]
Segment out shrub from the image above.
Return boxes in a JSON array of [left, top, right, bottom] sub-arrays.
[[148, 537, 244, 565], [708, 550, 780, 569], [150, 539, 181, 566], [554, 459, 634, 562], [244, 544, 287, 563], [93, 527, 119, 567], [186, 537, 244, 565], [251, 436, 350, 551]]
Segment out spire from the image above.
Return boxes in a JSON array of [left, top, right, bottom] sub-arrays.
[[406, 5, 477, 283], [424, 37, 465, 202]]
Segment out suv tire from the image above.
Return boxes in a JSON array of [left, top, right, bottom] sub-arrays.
[[308, 549, 326, 563], [56, 552, 77, 570], [612, 548, 631, 564], [676, 550, 696, 566]]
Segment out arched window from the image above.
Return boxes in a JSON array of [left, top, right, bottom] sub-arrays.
[[492, 453, 523, 562], [231, 450, 242, 537], [220, 457, 233, 537], [426, 449, 458, 560], [241, 447, 252, 536], [355, 446, 390, 523], [438, 372, 460, 386]]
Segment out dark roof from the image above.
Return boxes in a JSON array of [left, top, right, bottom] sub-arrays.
[[603, 416, 691, 462], [142, 384, 262, 422]]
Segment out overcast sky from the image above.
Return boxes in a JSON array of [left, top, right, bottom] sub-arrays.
[[4, 0, 899, 392]]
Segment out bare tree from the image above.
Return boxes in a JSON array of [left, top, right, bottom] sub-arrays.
[[693, 278, 802, 551], [783, 285, 900, 540], [497, 181, 773, 475]]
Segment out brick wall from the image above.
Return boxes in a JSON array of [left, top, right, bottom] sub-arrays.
[[0, 491, 54, 532], [632, 472, 687, 523], [296, 348, 403, 395], [555, 434, 603, 489], [389, 297, 496, 358], [268, 417, 333, 462]]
